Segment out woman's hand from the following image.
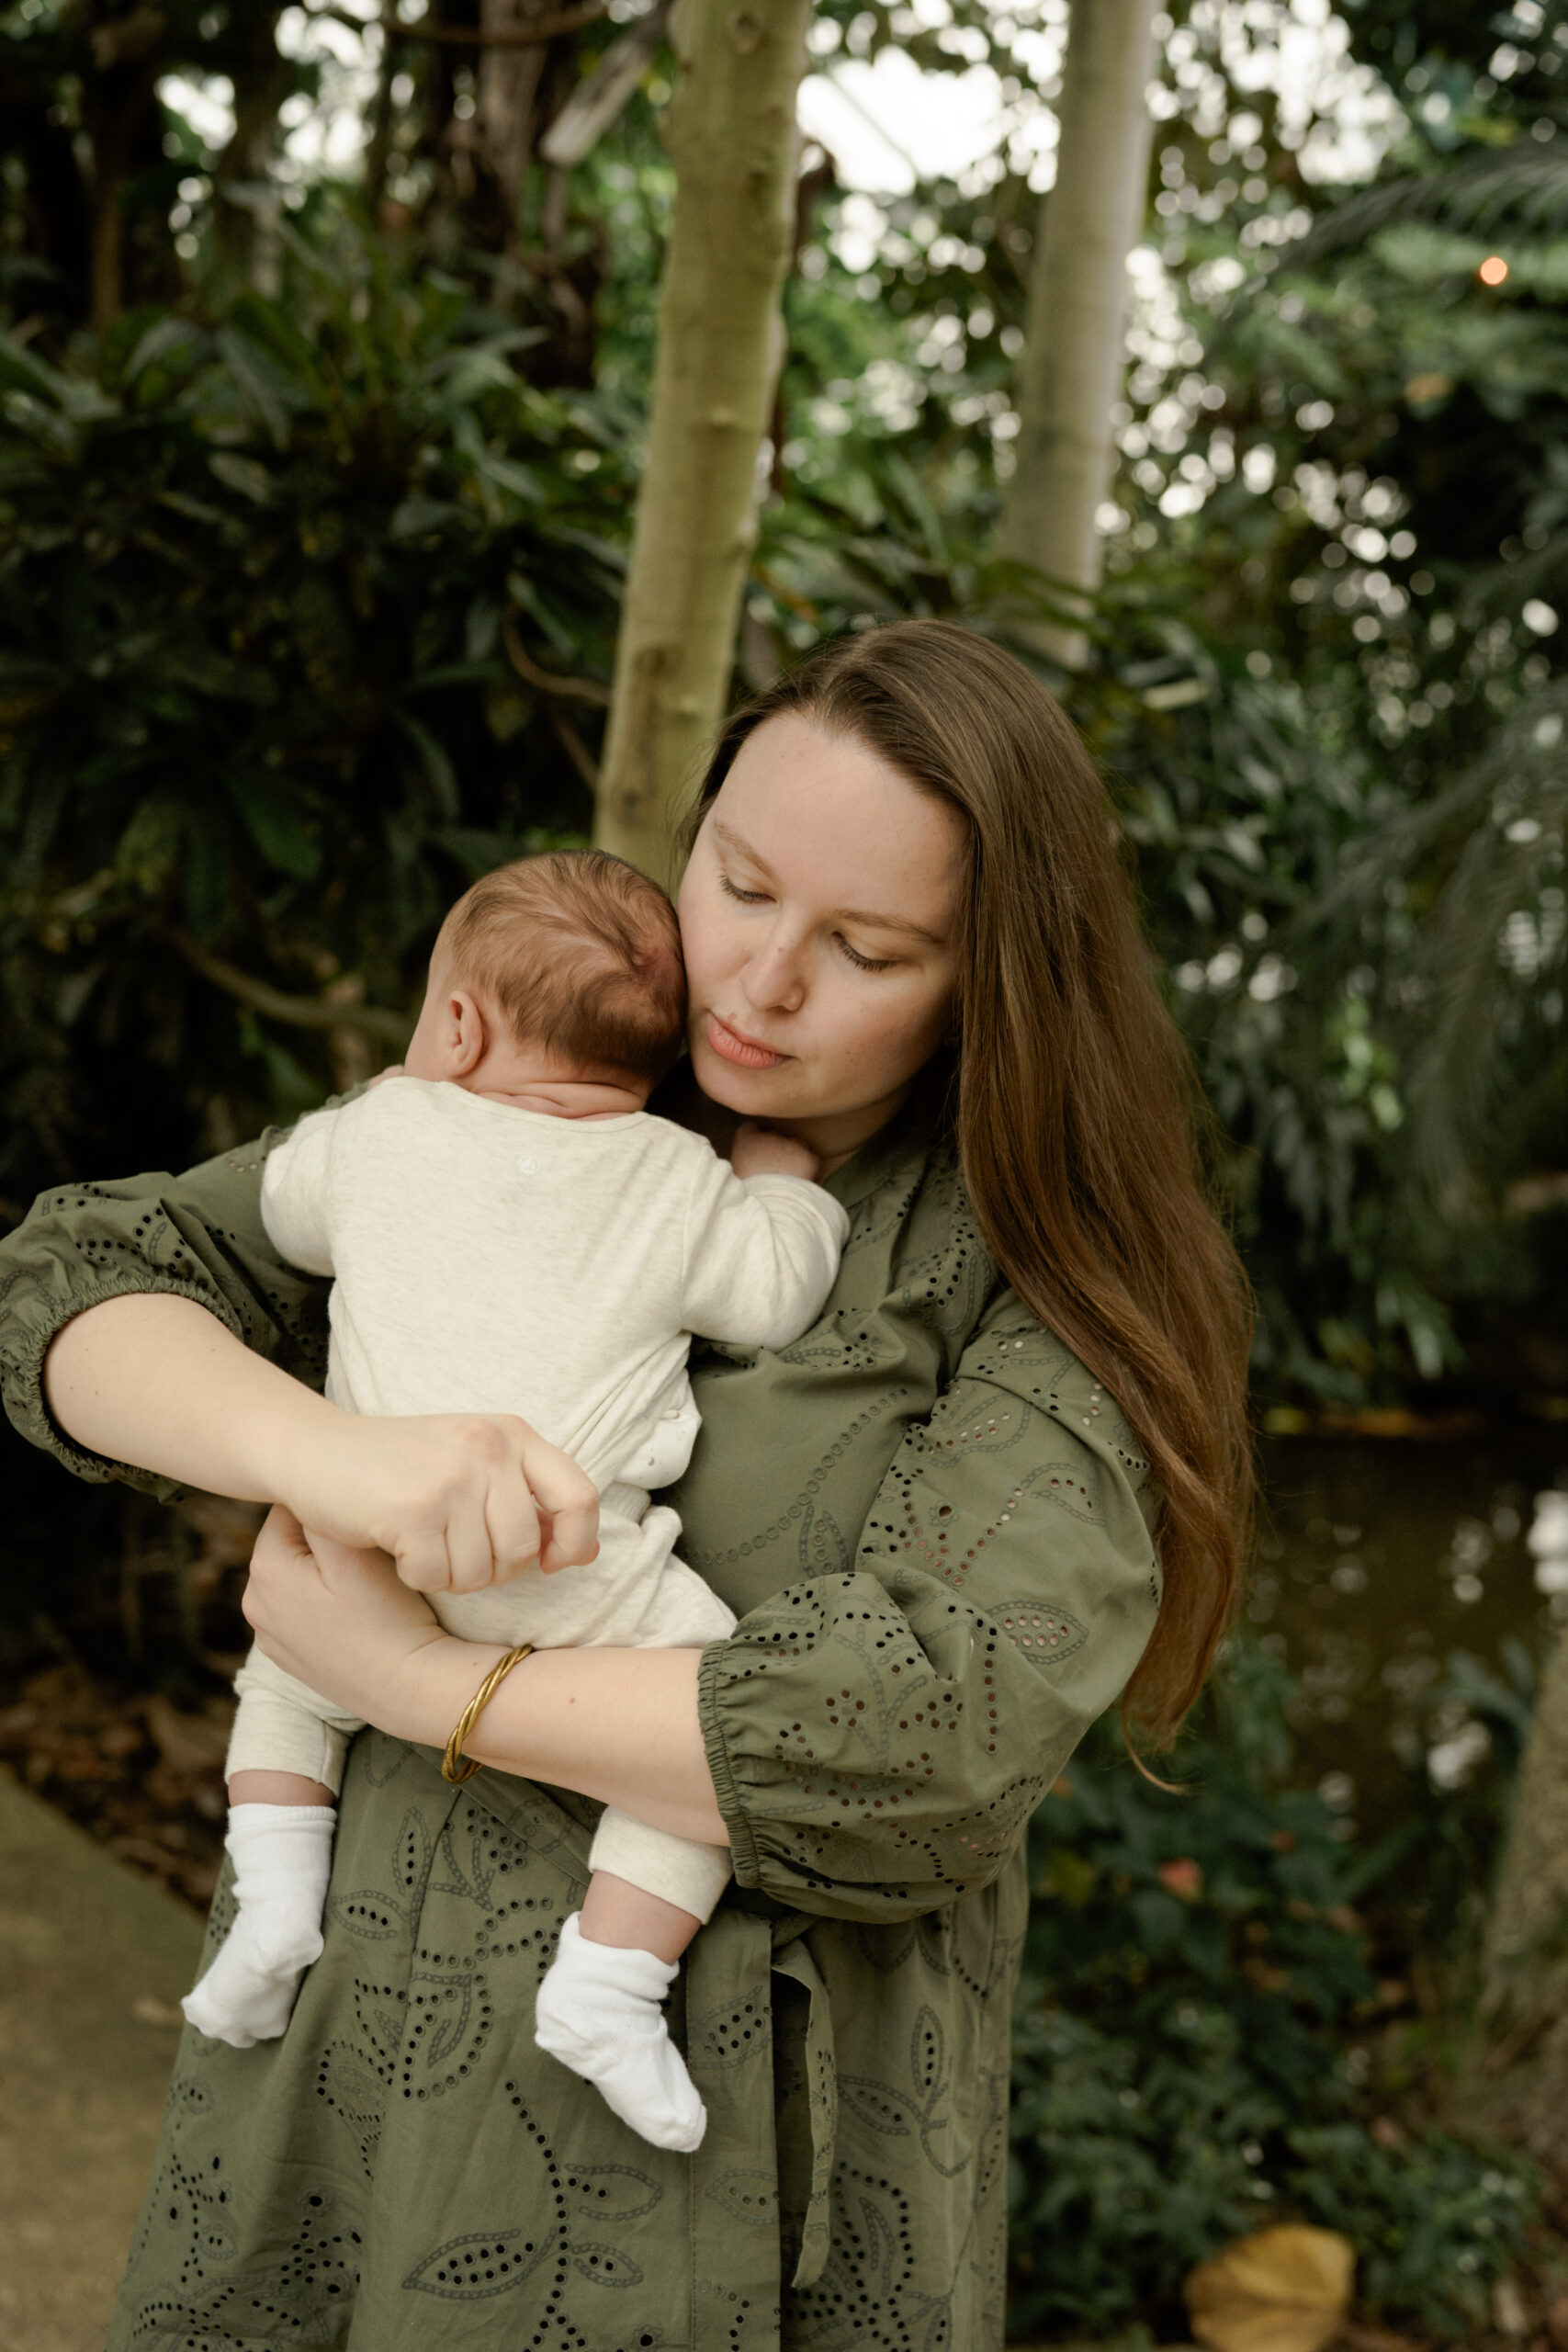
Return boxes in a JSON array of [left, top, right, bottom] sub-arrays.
[[243, 1506, 486, 1741], [243, 1506, 729, 1845], [286, 1409, 601, 1595], [45, 1295, 599, 1594]]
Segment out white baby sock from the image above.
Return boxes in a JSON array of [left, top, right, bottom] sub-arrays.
[[182, 1804, 336, 2050], [533, 1911, 706, 2154]]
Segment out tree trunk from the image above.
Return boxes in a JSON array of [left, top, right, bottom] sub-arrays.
[[593, 0, 810, 880], [476, 0, 554, 248], [82, 4, 169, 328], [1455, 1627, 1568, 2180], [212, 6, 293, 294], [997, 0, 1159, 668]]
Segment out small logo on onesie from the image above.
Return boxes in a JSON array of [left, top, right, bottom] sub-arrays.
[[516, 1154, 539, 1176]]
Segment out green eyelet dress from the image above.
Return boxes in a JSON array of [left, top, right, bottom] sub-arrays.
[[0, 1106, 1159, 2352]]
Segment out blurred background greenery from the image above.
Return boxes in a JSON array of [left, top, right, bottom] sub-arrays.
[[1, 0, 1567, 2338]]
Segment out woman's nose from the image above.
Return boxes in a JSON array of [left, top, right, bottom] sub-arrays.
[[742, 926, 807, 1014]]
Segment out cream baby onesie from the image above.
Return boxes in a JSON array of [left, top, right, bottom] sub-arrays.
[[228, 1076, 849, 1918]]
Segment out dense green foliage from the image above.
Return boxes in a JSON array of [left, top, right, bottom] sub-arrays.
[[0, 232, 631, 1194], [0, 4, 1563, 2338], [1009, 1643, 1543, 2339], [2, 1, 1564, 1404]]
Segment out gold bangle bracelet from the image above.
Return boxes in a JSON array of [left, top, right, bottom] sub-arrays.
[[441, 1644, 535, 1784]]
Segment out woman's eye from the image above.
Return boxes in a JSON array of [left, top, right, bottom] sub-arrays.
[[837, 935, 897, 974], [718, 872, 769, 906]]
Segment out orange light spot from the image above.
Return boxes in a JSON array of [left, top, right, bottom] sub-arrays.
[[1479, 254, 1509, 286]]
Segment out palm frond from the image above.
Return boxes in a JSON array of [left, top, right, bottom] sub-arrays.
[[1398, 689, 1568, 1194], [1288, 146, 1568, 268]]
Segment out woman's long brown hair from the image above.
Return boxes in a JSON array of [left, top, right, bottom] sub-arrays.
[[689, 619, 1254, 1748]]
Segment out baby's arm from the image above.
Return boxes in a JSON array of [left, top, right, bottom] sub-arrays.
[[679, 1126, 850, 1351]]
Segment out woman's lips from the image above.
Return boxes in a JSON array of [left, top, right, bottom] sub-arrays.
[[705, 1012, 788, 1070]]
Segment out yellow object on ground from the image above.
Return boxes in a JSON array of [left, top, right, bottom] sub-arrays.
[[1185, 2222, 1356, 2352]]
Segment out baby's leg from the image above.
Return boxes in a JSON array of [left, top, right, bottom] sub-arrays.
[[580, 1870, 704, 1962], [182, 1778, 335, 2047], [534, 1815, 731, 2154], [182, 1645, 363, 2049]]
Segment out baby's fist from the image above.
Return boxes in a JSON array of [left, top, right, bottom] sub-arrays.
[[731, 1121, 821, 1183]]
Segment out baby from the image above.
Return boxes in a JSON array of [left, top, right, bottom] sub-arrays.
[[181, 849, 848, 2154]]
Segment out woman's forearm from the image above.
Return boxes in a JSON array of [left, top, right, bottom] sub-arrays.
[[389, 1637, 729, 1849], [44, 1299, 600, 1590], [45, 1294, 340, 1500]]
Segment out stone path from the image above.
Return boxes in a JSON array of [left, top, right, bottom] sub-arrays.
[[0, 1768, 201, 2352]]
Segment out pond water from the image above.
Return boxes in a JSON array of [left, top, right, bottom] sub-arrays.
[[1254, 1430, 1568, 1838]]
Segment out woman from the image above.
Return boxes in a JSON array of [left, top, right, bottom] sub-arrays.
[[1, 620, 1251, 2349]]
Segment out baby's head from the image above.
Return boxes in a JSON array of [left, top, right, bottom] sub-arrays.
[[405, 850, 687, 1102]]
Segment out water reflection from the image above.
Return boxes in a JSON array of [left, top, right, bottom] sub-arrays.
[[1253, 1433, 1568, 1837]]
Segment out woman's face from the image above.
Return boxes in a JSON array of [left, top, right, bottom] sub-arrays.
[[677, 712, 964, 1160]]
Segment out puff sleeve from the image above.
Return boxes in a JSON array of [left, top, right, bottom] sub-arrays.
[[0, 1132, 327, 1495], [696, 1286, 1161, 1921]]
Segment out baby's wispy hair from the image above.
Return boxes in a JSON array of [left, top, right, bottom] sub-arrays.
[[439, 850, 686, 1084]]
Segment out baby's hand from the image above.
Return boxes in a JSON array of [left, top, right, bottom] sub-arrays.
[[731, 1121, 822, 1184]]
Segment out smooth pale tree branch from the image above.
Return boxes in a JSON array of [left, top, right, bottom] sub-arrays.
[[998, 0, 1159, 669], [1456, 1625, 1568, 2169], [592, 0, 812, 881]]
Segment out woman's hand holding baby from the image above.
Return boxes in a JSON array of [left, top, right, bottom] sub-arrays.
[[243, 1508, 475, 1736], [244, 1507, 729, 1847], [44, 1295, 598, 1598], [729, 1121, 822, 1183], [287, 1408, 601, 1595]]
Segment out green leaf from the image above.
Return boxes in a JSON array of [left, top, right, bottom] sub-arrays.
[[389, 495, 467, 540], [215, 328, 294, 447], [208, 452, 274, 506], [393, 710, 459, 818], [225, 775, 321, 879], [125, 317, 201, 386]]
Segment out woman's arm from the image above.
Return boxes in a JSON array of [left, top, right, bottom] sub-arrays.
[[47, 1291, 353, 1507], [2, 1137, 324, 1494], [694, 1288, 1163, 1919], [0, 1135, 595, 1589], [46, 1294, 599, 1589], [243, 1512, 728, 1847]]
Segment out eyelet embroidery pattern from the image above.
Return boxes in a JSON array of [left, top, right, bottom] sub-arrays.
[[991, 1601, 1089, 1667], [122, 1778, 692, 2352], [50, 1129, 1157, 2352], [716, 1573, 1058, 1902], [1, 1161, 335, 1467]]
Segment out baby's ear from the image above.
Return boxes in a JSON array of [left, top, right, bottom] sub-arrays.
[[447, 990, 490, 1077]]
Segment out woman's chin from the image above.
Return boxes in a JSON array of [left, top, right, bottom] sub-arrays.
[[690, 1038, 802, 1117]]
